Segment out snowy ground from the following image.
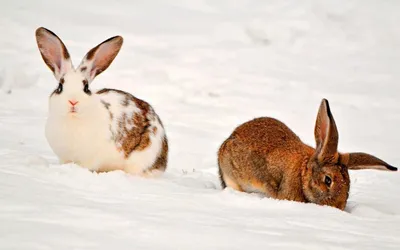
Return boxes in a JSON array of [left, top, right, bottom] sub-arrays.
[[1, 0, 400, 249]]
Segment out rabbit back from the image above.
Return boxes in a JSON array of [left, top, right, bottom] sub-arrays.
[[97, 88, 168, 174], [218, 117, 312, 200]]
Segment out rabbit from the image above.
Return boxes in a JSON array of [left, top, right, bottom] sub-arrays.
[[218, 98, 397, 210], [35, 27, 168, 176]]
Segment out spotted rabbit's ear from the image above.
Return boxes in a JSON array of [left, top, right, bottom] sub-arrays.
[[77, 36, 123, 83], [314, 99, 339, 163], [340, 152, 397, 171], [35, 27, 73, 81]]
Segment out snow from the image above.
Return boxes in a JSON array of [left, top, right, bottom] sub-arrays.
[[1, 0, 400, 249]]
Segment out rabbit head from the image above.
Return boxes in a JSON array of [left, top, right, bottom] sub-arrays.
[[302, 99, 397, 210], [35, 27, 123, 117]]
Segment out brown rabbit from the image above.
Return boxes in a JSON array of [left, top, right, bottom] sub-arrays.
[[218, 99, 397, 210]]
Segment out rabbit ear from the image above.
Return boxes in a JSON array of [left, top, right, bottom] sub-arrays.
[[314, 99, 339, 161], [78, 36, 123, 82], [35, 27, 73, 81], [341, 152, 397, 171]]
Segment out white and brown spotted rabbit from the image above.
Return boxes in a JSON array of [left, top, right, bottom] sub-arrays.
[[35, 27, 168, 176], [218, 99, 397, 210]]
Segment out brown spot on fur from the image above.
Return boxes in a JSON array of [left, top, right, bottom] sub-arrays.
[[101, 100, 113, 120], [98, 89, 153, 157], [96, 88, 110, 95], [132, 96, 151, 113], [122, 95, 130, 106], [60, 77, 65, 84], [152, 126, 157, 135], [80, 66, 87, 72], [147, 136, 168, 173], [101, 100, 111, 109], [116, 114, 151, 156]]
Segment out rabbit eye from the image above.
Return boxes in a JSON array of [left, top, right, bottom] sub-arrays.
[[55, 83, 63, 94], [83, 80, 91, 95], [324, 176, 332, 187]]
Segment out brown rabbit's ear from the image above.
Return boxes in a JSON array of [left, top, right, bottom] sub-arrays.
[[341, 152, 397, 171], [78, 36, 123, 82], [314, 99, 339, 161], [35, 27, 73, 81]]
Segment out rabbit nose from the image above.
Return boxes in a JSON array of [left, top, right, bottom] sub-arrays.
[[68, 100, 79, 106]]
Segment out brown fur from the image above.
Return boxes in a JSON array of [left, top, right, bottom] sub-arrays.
[[116, 110, 151, 157], [218, 99, 397, 210]]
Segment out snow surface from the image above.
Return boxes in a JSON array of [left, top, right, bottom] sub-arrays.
[[1, 0, 400, 249]]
